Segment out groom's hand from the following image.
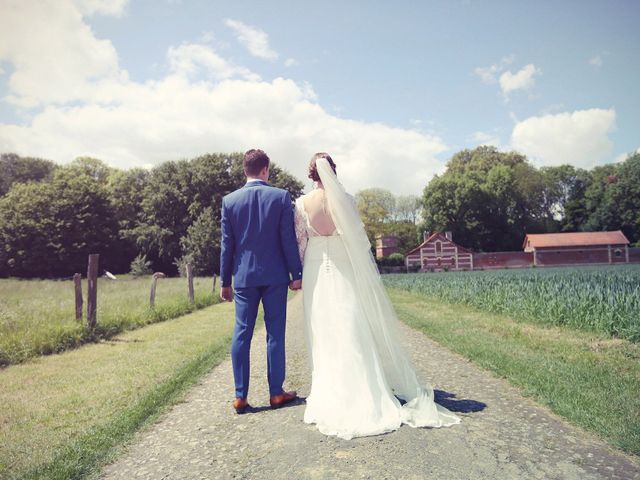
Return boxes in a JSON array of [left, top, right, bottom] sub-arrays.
[[220, 286, 233, 302], [289, 279, 302, 291]]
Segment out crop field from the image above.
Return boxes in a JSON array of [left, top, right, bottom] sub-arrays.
[[0, 275, 220, 366], [383, 265, 640, 342]]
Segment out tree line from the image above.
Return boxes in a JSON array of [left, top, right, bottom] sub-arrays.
[[353, 146, 640, 255], [420, 146, 640, 251], [0, 153, 302, 278], [1, 146, 638, 278]]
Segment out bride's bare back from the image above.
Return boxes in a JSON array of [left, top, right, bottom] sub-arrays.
[[303, 188, 336, 236]]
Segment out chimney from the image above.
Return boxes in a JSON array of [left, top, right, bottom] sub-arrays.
[[423, 231, 430, 242], [445, 231, 452, 241]]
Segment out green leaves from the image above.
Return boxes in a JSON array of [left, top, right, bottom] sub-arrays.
[[354, 189, 421, 254], [420, 146, 640, 252], [0, 172, 119, 277], [0, 152, 304, 277], [0, 153, 58, 196]]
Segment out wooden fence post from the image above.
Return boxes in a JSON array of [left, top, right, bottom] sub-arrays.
[[73, 273, 83, 321], [212, 273, 217, 292], [186, 264, 195, 304], [150, 272, 166, 307], [87, 254, 99, 329], [150, 274, 159, 308]]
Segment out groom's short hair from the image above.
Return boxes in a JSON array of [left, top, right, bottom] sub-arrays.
[[244, 149, 270, 176]]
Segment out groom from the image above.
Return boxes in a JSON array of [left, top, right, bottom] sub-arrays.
[[220, 148, 303, 414]]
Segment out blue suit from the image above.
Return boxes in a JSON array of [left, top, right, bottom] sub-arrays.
[[220, 180, 302, 398]]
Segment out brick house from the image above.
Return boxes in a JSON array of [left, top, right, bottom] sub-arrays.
[[375, 235, 400, 259], [405, 232, 473, 271]]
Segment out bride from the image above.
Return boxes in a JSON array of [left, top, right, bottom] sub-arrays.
[[294, 153, 460, 440]]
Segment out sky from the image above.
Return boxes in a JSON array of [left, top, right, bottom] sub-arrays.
[[0, 0, 638, 194]]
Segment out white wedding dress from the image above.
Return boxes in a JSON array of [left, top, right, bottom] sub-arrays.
[[294, 158, 460, 440]]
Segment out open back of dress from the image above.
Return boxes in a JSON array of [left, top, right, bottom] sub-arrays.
[[302, 189, 336, 236]]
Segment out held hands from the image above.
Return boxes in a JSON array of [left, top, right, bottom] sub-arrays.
[[220, 286, 233, 302], [289, 279, 302, 291]]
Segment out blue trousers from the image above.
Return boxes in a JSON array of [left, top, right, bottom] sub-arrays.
[[231, 283, 288, 399]]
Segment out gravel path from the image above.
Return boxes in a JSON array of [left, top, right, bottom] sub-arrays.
[[101, 293, 640, 480]]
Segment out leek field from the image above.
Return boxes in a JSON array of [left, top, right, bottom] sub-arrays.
[[383, 265, 640, 342]]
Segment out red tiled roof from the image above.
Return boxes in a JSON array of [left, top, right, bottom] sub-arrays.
[[523, 230, 629, 250]]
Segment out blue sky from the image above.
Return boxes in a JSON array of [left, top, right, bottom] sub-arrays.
[[0, 0, 638, 193]]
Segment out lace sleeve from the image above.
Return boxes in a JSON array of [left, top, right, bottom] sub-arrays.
[[294, 199, 308, 265]]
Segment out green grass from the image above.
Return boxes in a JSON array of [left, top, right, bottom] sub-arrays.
[[0, 300, 237, 480], [388, 288, 640, 456], [383, 265, 640, 341], [0, 275, 220, 366]]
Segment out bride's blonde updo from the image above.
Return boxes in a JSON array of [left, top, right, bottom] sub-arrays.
[[308, 152, 337, 181]]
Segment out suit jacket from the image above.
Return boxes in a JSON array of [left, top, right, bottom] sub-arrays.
[[220, 180, 303, 288]]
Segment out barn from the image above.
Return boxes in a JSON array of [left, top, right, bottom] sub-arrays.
[[523, 231, 631, 266], [405, 232, 473, 271]]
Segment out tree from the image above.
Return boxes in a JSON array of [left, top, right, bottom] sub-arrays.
[[178, 207, 220, 275], [0, 153, 58, 196], [0, 150, 305, 277], [0, 167, 119, 277], [394, 195, 422, 223], [421, 146, 546, 251], [129, 153, 303, 274], [355, 188, 396, 244], [558, 167, 594, 232], [580, 164, 618, 232], [67, 157, 115, 184], [582, 153, 640, 244], [539, 165, 590, 229], [106, 168, 151, 271], [611, 152, 640, 244], [382, 221, 420, 255], [107, 168, 150, 234]]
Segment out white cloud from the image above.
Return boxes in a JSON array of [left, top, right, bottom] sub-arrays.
[[0, 75, 447, 193], [73, 0, 129, 16], [284, 58, 298, 67], [470, 131, 502, 148], [539, 103, 566, 115], [225, 19, 279, 61], [0, 0, 125, 108], [167, 43, 259, 81], [200, 31, 216, 43], [499, 64, 541, 96], [614, 148, 640, 163], [589, 55, 603, 67], [473, 54, 515, 84], [0, 5, 446, 194], [511, 108, 616, 168], [589, 51, 609, 68], [474, 64, 501, 84]]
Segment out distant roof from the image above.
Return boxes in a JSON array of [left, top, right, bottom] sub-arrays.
[[523, 231, 629, 250]]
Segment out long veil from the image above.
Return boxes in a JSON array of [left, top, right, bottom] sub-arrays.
[[316, 157, 460, 427]]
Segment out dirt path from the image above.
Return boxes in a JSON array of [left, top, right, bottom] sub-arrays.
[[101, 293, 639, 479]]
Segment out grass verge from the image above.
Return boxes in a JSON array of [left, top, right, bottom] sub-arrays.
[[388, 288, 640, 456], [0, 300, 237, 479], [0, 276, 220, 366]]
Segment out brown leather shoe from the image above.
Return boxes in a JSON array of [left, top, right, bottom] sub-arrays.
[[233, 397, 249, 414], [269, 390, 297, 409]]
